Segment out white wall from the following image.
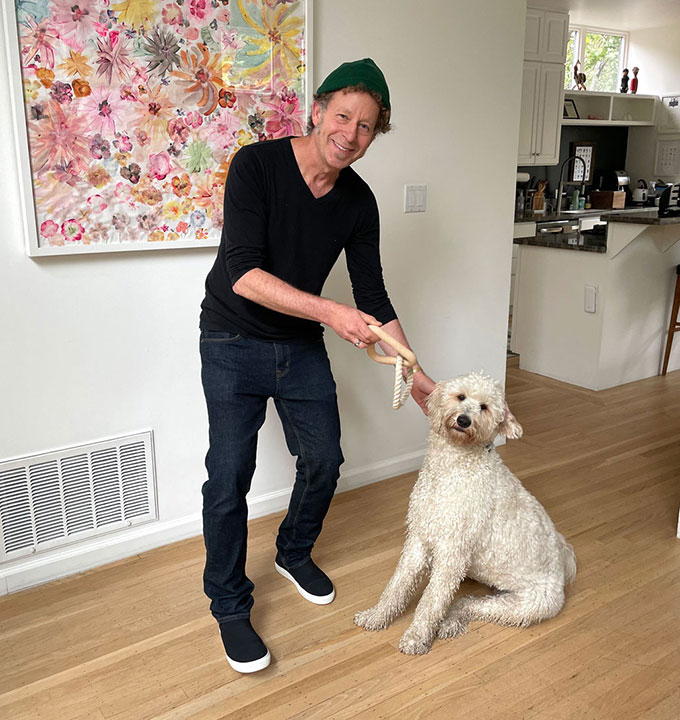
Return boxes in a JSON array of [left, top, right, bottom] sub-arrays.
[[0, 0, 526, 592], [628, 21, 680, 97], [627, 21, 680, 184]]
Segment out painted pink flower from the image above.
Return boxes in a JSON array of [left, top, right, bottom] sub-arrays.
[[167, 117, 190, 144], [216, 9, 230, 23], [61, 219, 85, 242], [204, 112, 239, 150], [176, 221, 190, 234], [185, 111, 203, 129], [162, 5, 184, 25], [40, 220, 59, 237], [135, 129, 150, 147], [29, 100, 91, 175], [51, 0, 99, 51], [149, 151, 172, 180], [20, 16, 59, 68], [222, 28, 245, 51], [87, 194, 108, 212], [114, 134, 132, 152], [184, 26, 199, 41], [262, 87, 303, 138], [93, 21, 109, 38], [189, 0, 209, 20], [82, 87, 125, 134]]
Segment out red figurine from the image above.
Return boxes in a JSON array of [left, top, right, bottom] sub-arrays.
[[630, 67, 639, 94]]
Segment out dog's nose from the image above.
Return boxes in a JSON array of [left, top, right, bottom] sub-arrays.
[[457, 415, 471, 428]]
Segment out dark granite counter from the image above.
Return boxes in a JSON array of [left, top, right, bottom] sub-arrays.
[[600, 209, 680, 225], [512, 207, 678, 253], [513, 236, 605, 253], [514, 207, 661, 224]]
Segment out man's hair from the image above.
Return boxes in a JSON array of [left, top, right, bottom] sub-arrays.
[[306, 84, 392, 136]]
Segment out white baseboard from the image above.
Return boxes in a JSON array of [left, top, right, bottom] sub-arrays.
[[0, 449, 424, 596]]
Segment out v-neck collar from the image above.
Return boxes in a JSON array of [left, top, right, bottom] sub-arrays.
[[286, 137, 340, 202]]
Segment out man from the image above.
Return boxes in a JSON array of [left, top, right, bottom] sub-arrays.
[[199, 58, 435, 673]]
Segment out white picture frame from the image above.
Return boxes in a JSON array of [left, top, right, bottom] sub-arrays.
[[655, 137, 680, 177], [3, 1, 313, 257], [658, 94, 680, 135]]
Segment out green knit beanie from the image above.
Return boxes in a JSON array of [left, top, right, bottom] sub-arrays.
[[316, 58, 391, 112]]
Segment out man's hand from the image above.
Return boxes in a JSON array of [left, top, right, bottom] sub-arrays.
[[410, 370, 436, 415], [325, 304, 381, 348]]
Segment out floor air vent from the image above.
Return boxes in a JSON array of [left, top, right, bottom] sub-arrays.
[[0, 432, 157, 561]]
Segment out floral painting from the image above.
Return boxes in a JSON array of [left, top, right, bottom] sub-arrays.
[[11, 0, 309, 253]]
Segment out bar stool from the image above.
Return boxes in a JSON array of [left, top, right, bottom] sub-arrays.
[[661, 265, 680, 375]]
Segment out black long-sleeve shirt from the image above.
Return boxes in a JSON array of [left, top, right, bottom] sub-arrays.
[[200, 137, 396, 342]]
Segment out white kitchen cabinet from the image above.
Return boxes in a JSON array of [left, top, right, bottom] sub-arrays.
[[518, 61, 564, 165], [524, 8, 569, 63]]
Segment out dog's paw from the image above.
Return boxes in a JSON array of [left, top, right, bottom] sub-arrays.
[[354, 607, 390, 631], [398, 627, 433, 655], [437, 616, 468, 639]]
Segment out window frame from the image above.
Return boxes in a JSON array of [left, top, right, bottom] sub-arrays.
[[567, 25, 629, 93]]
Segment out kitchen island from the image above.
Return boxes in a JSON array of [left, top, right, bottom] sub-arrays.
[[512, 209, 680, 390]]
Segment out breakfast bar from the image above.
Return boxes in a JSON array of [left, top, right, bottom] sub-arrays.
[[512, 210, 680, 390]]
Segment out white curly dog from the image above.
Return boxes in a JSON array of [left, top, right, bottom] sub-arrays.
[[354, 372, 576, 655]]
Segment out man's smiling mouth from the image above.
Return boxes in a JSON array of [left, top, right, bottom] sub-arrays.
[[332, 139, 353, 153]]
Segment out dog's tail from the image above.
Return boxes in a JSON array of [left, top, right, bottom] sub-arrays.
[[559, 534, 577, 585]]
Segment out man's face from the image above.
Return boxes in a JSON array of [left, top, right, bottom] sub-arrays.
[[311, 91, 381, 171]]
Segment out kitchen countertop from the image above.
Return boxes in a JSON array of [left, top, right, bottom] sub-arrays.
[[514, 207, 658, 224], [512, 207, 678, 253], [513, 235, 605, 252], [600, 209, 680, 224]]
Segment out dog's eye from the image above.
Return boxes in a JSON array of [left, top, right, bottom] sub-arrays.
[[457, 394, 466, 401], [480, 404, 488, 411]]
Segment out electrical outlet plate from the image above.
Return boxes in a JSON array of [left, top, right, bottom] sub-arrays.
[[404, 184, 427, 213], [584, 285, 597, 313]]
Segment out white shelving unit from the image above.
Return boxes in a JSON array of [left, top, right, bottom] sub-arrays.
[[563, 91, 656, 127]]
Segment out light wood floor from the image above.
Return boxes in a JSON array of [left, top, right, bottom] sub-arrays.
[[2, 365, 680, 720]]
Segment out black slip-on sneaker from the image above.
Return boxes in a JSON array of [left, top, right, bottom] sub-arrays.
[[274, 553, 335, 605], [219, 618, 270, 673]]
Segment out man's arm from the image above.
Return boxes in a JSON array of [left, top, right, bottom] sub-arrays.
[[234, 271, 435, 414], [232, 268, 382, 346], [375, 319, 436, 415]]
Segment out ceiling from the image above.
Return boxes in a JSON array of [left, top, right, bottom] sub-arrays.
[[528, 0, 680, 31]]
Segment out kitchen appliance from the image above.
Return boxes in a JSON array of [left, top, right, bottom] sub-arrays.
[[632, 179, 648, 204], [535, 217, 607, 249], [536, 219, 579, 245], [650, 180, 671, 207], [613, 170, 630, 191]]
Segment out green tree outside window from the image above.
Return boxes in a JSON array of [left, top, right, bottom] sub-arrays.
[[564, 27, 626, 93]]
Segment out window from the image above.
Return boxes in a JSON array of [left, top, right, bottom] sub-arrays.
[[564, 27, 628, 93]]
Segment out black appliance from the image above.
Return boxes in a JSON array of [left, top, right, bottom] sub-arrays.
[[659, 183, 680, 218]]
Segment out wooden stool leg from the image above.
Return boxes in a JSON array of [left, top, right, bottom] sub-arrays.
[[662, 266, 680, 375]]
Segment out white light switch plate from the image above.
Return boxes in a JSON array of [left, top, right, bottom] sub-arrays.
[[584, 284, 597, 313], [404, 184, 427, 213]]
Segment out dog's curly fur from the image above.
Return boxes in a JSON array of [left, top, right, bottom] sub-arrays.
[[354, 372, 576, 655]]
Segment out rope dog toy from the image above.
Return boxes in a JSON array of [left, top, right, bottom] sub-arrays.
[[365, 324, 419, 410]]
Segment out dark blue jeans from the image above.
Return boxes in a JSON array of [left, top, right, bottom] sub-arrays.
[[199, 329, 344, 622]]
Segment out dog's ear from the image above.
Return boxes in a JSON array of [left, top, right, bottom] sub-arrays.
[[498, 401, 523, 439], [426, 381, 447, 434]]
